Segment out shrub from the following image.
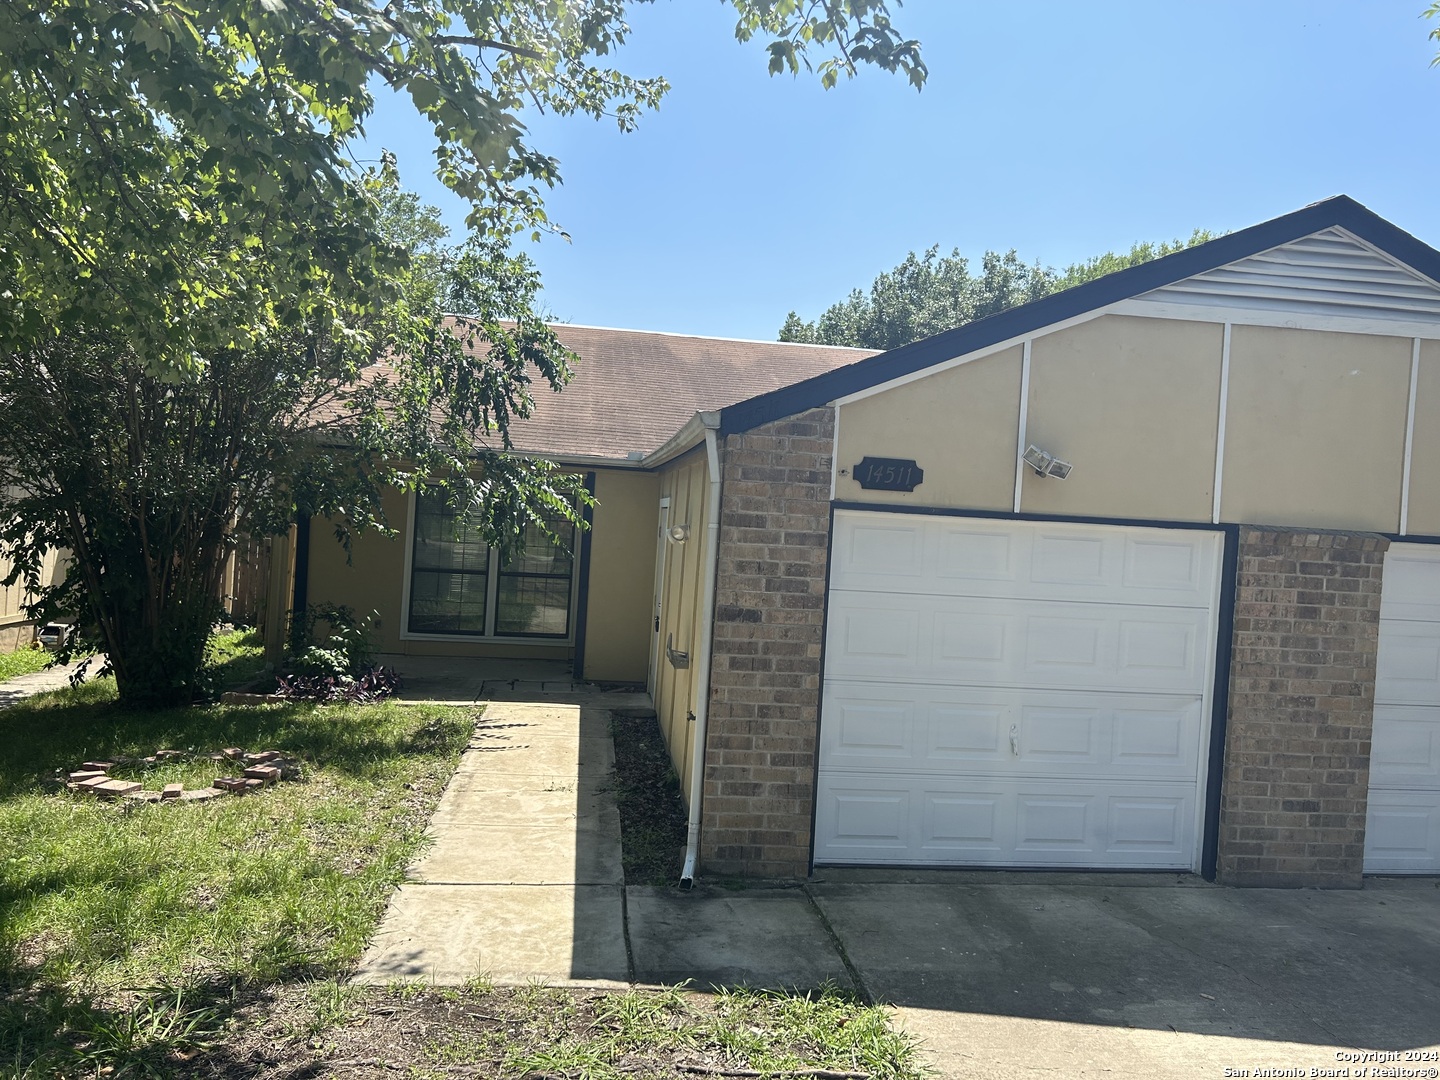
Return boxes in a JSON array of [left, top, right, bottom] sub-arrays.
[[274, 665, 402, 703]]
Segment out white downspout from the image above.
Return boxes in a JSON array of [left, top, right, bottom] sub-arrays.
[[680, 418, 722, 888]]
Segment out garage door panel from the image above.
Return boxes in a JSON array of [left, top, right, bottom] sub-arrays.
[[830, 515, 1218, 608], [1367, 543, 1440, 873], [1378, 546, 1440, 623], [819, 511, 1220, 872], [1364, 792, 1440, 873], [827, 592, 1211, 694], [815, 775, 1195, 868], [1375, 622, 1440, 704], [820, 683, 1202, 780], [1369, 705, 1440, 786]]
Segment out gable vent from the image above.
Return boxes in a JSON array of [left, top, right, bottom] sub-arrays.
[[1134, 228, 1440, 324]]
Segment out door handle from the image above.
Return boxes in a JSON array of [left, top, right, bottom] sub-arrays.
[[1009, 724, 1019, 757]]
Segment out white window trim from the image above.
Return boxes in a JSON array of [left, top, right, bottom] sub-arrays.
[[398, 486, 581, 645]]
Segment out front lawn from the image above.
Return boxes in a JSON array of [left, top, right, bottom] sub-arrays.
[[0, 678, 924, 1080], [0, 678, 473, 1076], [0, 647, 52, 683]]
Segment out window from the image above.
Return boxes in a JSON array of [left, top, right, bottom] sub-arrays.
[[406, 488, 577, 639]]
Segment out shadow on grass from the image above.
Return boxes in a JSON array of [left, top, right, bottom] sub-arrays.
[[0, 685, 474, 797]]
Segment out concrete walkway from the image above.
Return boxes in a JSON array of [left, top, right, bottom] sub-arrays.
[[356, 698, 1440, 1077], [380, 654, 612, 704], [0, 656, 97, 708], [355, 698, 632, 986]]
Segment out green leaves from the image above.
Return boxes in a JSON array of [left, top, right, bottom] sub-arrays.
[[782, 231, 1216, 350], [730, 0, 926, 89]]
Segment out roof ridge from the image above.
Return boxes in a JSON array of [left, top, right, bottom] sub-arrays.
[[716, 195, 1440, 436], [438, 315, 878, 353]]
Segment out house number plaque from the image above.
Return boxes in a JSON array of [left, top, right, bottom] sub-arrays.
[[852, 457, 924, 492]]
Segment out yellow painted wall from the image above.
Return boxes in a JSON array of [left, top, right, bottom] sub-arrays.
[[654, 447, 712, 805], [1221, 326, 1411, 531], [1407, 340, 1440, 535], [836, 345, 1022, 510], [0, 547, 64, 652], [1021, 316, 1222, 521], [306, 486, 411, 652], [582, 469, 660, 682], [836, 314, 1431, 534]]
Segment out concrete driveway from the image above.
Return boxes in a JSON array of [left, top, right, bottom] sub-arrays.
[[356, 697, 1440, 1078], [804, 873, 1440, 1078]]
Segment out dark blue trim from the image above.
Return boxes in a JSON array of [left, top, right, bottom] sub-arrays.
[[572, 472, 597, 680], [720, 196, 1440, 437], [292, 515, 311, 621], [806, 502, 840, 877], [1201, 525, 1240, 882], [1381, 533, 1440, 545]]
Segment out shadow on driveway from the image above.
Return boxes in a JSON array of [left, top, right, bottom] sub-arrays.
[[804, 873, 1440, 1076]]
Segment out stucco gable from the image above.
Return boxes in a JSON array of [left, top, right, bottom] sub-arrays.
[[719, 196, 1440, 437]]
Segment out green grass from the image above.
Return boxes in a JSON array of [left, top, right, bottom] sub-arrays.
[[0, 647, 52, 683], [408, 982, 924, 1080], [0, 676, 474, 1076], [205, 626, 268, 690], [0, 673, 926, 1080]]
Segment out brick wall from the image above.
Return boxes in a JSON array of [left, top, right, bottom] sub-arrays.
[[1218, 527, 1389, 888], [700, 407, 833, 878]]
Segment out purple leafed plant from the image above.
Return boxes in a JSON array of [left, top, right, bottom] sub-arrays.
[[273, 665, 402, 703]]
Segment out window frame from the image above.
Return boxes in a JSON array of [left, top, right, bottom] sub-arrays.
[[400, 486, 581, 644]]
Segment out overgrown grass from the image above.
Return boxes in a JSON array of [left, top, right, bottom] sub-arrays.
[[406, 982, 923, 1080], [0, 647, 51, 684], [205, 626, 268, 690], [0, 677, 473, 1076]]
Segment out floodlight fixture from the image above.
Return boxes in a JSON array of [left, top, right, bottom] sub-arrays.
[[1022, 444, 1072, 480]]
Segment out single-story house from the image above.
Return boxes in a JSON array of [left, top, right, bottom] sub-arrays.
[[281, 195, 1440, 889]]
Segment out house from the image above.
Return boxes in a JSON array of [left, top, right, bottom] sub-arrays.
[[286, 195, 1440, 889], [0, 547, 67, 653]]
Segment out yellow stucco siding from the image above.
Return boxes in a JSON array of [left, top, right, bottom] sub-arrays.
[[654, 448, 711, 804], [1221, 326, 1411, 531], [835, 346, 1022, 510], [832, 315, 1430, 533], [582, 469, 660, 682], [305, 486, 410, 652], [1404, 340, 1440, 535], [1021, 316, 1222, 521]]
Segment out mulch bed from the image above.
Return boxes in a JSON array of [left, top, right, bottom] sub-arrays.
[[608, 710, 690, 886]]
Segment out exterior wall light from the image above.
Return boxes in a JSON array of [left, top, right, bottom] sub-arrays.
[[1022, 444, 1073, 479]]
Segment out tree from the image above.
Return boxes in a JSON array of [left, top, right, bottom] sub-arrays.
[[780, 232, 1214, 349], [0, 3, 926, 705], [1, 2, 925, 376], [0, 177, 583, 705]]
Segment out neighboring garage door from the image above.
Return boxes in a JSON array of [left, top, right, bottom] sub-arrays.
[[1365, 544, 1440, 874], [815, 511, 1224, 869]]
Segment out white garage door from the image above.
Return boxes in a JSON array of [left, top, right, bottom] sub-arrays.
[[1365, 544, 1440, 874], [815, 512, 1224, 869]]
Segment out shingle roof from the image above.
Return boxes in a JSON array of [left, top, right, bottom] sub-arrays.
[[497, 324, 874, 461], [718, 195, 1440, 436]]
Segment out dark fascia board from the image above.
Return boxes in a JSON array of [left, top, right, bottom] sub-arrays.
[[719, 195, 1440, 437]]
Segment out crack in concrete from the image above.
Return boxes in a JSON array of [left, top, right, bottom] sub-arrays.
[[801, 884, 871, 1003]]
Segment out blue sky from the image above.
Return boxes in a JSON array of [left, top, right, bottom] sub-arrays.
[[357, 1, 1440, 341]]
